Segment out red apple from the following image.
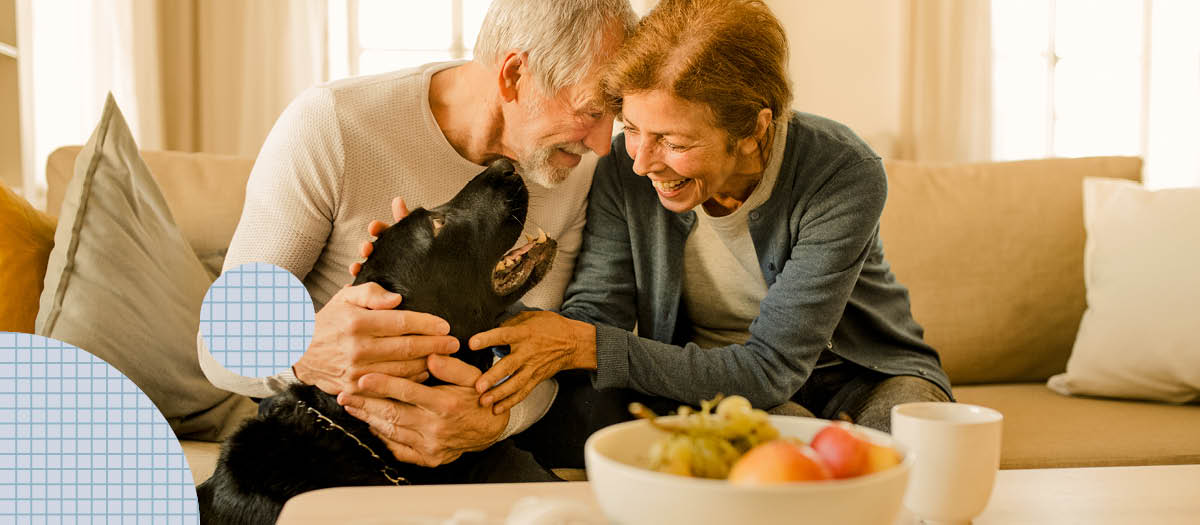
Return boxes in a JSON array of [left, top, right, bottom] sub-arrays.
[[728, 440, 833, 485], [810, 424, 871, 479]]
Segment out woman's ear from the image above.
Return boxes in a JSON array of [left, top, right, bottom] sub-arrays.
[[738, 108, 774, 157], [754, 108, 774, 142], [498, 51, 526, 102]]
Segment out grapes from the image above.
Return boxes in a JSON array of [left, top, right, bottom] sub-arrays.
[[636, 395, 780, 479]]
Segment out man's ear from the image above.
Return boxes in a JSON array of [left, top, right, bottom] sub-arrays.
[[498, 50, 526, 103]]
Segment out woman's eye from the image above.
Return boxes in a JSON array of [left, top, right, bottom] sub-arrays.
[[662, 140, 686, 152]]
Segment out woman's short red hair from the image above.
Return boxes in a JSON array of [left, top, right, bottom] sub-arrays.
[[602, 0, 793, 143]]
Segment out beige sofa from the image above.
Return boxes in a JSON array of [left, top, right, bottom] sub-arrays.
[[41, 147, 1200, 484]]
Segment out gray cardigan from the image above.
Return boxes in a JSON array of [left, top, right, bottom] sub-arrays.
[[559, 111, 953, 408]]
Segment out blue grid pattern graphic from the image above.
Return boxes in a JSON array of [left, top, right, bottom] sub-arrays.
[[199, 262, 315, 378], [0, 332, 198, 523]]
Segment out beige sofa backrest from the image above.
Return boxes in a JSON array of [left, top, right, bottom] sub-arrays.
[[45, 147, 1143, 386], [880, 157, 1142, 384], [46, 146, 254, 270]]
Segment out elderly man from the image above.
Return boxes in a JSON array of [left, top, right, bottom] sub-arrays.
[[199, 0, 638, 479]]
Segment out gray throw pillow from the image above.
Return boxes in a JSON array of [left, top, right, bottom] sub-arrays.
[[35, 94, 256, 441]]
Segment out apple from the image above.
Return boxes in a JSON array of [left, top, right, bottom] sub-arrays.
[[728, 440, 832, 485], [810, 424, 871, 479], [864, 442, 901, 474]]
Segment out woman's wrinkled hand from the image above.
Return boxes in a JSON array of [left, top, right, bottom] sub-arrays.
[[467, 311, 597, 414]]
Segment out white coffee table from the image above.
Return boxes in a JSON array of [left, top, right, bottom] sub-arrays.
[[276, 464, 1200, 524]]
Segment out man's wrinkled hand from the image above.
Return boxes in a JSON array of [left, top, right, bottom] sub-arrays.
[[349, 197, 410, 277], [337, 354, 509, 467], [292, 282, 459, 396], [468, 311, 597, 414]]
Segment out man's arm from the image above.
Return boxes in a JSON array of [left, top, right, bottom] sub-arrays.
[[198, 87, 342, 397], [199, 87, 457, 398]]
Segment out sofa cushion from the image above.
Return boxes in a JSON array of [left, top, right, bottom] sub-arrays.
[[45, 146, 254, 277], [0, 181, 57, 333], [36, 94, 257, 441], [1047, 179, 1200, 403], [183, 440, 223, 485], [953, 383, 1200, 469], [880, 157, 1142, 384]]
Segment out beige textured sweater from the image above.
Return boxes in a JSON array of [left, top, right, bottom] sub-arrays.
[[198, 61, 595, 439]]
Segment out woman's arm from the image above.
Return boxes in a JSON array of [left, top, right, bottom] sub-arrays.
[[467, 151, 638, 409]]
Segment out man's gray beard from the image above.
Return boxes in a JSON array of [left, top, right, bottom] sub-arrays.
[[517, 142, 589, 189]]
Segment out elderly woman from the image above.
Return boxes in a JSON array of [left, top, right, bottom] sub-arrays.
[[471, 0, 952, 435]]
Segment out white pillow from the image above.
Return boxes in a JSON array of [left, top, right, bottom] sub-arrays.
[[1047, 178, 1200, 403]]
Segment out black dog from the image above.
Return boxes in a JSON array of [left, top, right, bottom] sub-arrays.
[[197, 159, 558, 524]]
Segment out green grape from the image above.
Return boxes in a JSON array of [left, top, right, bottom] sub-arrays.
[[642, 395, 782, 479]]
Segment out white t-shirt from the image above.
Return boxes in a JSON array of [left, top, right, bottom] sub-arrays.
[[682, 122, 786, 348], [198, 61, 594, 438]]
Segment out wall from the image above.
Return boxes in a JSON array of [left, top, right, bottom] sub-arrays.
[[0, 0, 19, 190], [765, 0, 906, 158]]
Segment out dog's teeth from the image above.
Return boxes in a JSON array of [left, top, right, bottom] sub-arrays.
[[537, 228, 547, 243]]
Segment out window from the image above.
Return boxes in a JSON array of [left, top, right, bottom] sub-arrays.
[[991, 0, 1200, 188], [328, 0, 494, 79]]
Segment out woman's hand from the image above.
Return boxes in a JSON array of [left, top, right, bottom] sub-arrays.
[[468, 311, 598, 414]]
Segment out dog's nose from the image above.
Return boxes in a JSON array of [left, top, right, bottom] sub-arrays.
[[488, 158, 517, 178]]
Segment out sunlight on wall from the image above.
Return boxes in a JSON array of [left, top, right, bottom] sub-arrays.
[[23, 1, 152, 207], [992, 0, 1199, 188]]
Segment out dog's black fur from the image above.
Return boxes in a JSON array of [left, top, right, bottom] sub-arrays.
[[197, 159, 557, 524]]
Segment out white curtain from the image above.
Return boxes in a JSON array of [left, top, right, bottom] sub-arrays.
[[896, 0, 992, 162], [18, 0, 326, 209]]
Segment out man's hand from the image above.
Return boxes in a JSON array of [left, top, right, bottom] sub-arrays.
[[293, 283, 460, 396], [337, 354, 510, 467], [468, 311, 597, 414], [295, 197, 456, 396], [349, 197, 410, 277]]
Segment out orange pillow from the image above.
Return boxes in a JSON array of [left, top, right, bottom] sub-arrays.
[[0, 181, 57, 333]]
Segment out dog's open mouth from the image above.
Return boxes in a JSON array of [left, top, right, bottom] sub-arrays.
[[491, 228, 557, 296]]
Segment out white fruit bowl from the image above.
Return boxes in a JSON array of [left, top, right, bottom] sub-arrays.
[[584, 415, 913, 525]]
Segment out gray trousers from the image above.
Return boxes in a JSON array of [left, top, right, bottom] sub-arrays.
[[515, 362, 951, 470], [778, 360, 952, 433]]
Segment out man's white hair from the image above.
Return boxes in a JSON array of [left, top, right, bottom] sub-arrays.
[[473, 0, 638, 95]]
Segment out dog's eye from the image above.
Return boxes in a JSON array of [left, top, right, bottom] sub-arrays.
[[431, 217, 446, 237]]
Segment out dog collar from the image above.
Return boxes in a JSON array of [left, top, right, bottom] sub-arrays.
[[295, 399, 409, 486]]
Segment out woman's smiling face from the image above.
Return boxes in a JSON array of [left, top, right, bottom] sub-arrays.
[[621, 90, 762, 215]]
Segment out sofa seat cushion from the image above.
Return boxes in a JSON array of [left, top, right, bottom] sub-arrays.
[[183, 440, 223, 485], [954, 383, 1200, 469]]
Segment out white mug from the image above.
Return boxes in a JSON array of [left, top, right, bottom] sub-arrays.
[[891, 402, 1003, 525]]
